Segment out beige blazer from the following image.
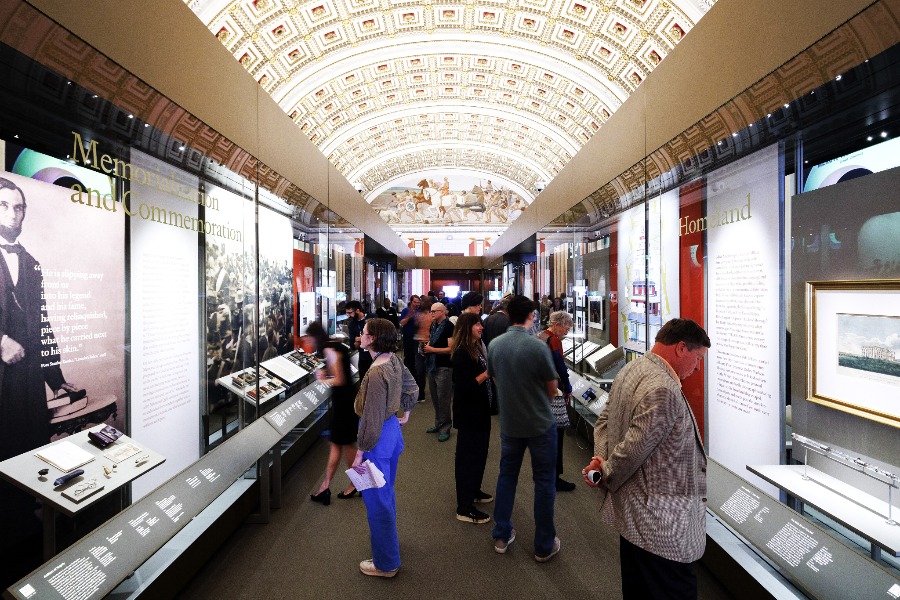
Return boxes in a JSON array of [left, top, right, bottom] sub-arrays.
[[593, 352, 707, 563]]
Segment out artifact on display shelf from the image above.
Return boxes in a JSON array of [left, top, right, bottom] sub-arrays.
[[61, 479, 104, 503], [35, 441, 95, 473], [806, 279, 900, 428], [792, 432, 898, 525], [88, 425, 124, 448], [261, 350, 325, 384], [216, 366, 286, 405], [585, 344, 625, 376]]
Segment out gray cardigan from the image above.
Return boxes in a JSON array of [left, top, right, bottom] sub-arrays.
[[354, 353, 418, 451]]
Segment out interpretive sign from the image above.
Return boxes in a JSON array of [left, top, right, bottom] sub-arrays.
[[708, 460, 900, 599], [264, 378, 331, 437]]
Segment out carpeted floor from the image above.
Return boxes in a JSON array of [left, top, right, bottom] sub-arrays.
[[177, 392, 734, 600]]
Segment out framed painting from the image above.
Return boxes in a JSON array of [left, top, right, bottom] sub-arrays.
[[807, 279, 900, 428]]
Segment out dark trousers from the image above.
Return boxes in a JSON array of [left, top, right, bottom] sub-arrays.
[[619, 536, 697, 600], [555, 427, 565, 478], [403, 337, 424, 399], [414, 350, 428, 401], [454, 428, 490, 511]]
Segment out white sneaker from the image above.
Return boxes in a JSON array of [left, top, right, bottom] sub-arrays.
[[493, 528, 516, 554], [534, 537, 561, 562], [359, 559, 399, 577]]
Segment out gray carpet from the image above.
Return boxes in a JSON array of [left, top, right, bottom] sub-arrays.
[[177, 395, 734, 600]]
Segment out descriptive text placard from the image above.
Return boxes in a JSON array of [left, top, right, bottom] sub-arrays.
[[707, 460, 899, 599]]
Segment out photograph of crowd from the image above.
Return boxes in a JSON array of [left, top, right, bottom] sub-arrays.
[[204, 238, 294, 409]]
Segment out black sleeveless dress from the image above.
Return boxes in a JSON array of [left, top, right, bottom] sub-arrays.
[[325, 342, 358, 445]]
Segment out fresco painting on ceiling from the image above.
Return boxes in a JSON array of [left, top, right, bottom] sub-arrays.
[[370, 173, 529, 225]]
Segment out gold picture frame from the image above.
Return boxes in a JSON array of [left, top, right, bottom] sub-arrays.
[[807, 279, 900, 428]]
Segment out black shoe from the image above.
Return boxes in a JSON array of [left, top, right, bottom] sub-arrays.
[[337, 488, 359, 499], [456, 506, 491, 524], [556, 478, 576, 492], [310, 489, 331, 505], [474, 490, 494, 504]]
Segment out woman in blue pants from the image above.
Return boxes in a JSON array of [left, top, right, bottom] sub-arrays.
[[352, 318, 419, 577]]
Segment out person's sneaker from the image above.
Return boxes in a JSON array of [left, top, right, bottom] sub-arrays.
[[456, 506, 490, 524], [426, 426, 439, 433], [438, 433, 451, 442], [417, 398, 426, 403], [534, 537, 561, 562], [474, 490, 494, 504], [556, 478, 576, 492], [493, 528, 516, 554], [359, 559, 399, 578]]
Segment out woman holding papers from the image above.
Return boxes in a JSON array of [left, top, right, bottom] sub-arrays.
[[352, 318, 419, 578]]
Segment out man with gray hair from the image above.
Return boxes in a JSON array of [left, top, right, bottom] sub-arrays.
[[537, 311, 576, 491], [423, 302, 454, 442]]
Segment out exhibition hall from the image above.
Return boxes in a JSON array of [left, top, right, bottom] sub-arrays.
[[0, 0, 898, 598]]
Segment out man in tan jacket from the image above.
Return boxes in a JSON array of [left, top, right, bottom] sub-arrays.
[[583, 319, 709, 600]]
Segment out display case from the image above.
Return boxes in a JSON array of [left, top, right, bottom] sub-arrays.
[[532, 0, 900, 587], [0, 0, 378, 589]]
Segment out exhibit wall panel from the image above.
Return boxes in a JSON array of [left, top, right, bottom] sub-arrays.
[[615, 190, 680, 349], [678, 180, 707, 438], [128, 150, 200, 500], [706, 144, 783, 496], [791, 165, 900, 496], [1, 153, 126, 446]]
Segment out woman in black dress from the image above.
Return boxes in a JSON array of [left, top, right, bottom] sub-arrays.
[[310, 323, 359, 505], [450, 312, 494, 524]]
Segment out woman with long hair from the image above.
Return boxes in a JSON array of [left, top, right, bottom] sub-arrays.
[[352, 318, 419, 577], [450, 312, 494, 524], [309, 321, 359, 505]]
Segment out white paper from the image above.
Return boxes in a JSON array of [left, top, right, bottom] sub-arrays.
[[345, 459, 386, 491], [35, 440, 95, 473]]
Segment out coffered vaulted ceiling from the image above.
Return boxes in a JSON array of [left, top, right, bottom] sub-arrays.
[[187, 0, 713, 229]]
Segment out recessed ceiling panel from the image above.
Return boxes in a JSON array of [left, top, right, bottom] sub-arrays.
[[187, 0, 713, 231]]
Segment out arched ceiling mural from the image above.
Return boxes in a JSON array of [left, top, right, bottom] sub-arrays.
[[187, 0, 713, 232]]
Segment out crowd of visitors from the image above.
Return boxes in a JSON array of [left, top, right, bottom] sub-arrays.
[[304, 291, 710, 599]]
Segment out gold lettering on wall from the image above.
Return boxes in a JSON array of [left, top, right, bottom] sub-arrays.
[[68, 132, 240, 241]]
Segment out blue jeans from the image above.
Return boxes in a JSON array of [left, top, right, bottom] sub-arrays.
[[491, 425, 557, 556], [361, 416, 404, 571]]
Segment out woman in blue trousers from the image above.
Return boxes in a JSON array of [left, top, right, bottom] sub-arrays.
[[352, 318, 419, 577]]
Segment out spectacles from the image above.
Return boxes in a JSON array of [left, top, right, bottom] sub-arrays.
[[430, 309, 444, 313], [73, 479, 97, 496]]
